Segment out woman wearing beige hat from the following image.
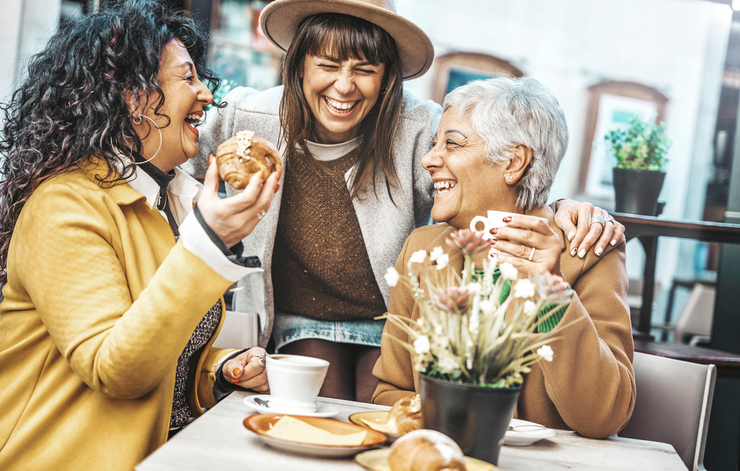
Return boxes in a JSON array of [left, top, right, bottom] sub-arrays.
[[186, 0, 623, 402]]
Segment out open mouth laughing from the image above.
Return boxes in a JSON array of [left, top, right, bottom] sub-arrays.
[[434, 180, 457, 194], [323, 96, 359, 114]]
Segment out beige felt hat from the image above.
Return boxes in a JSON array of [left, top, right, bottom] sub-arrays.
[[259, 0, 434, 80]]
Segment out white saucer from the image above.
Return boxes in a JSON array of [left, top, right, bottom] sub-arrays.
[[503, 418, 556, 446], [243, 395, 341, 418]]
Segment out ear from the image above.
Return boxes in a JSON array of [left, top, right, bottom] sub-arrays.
[[504, 145, 533, 186]]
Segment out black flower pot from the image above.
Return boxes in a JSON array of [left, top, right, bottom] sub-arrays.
[[612, 168, 666, 216], [419, 374, 520, 466]]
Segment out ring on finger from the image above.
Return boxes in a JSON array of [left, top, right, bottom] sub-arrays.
[[528, 246, 536, 261], [256, 209, 267, 221], [604, 214, 615, 224], [591, 215, 605, 227]]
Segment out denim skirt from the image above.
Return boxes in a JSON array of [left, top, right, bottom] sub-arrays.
[[272, 309, 386, 351]]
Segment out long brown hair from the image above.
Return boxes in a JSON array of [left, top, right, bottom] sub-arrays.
[[279, 13, 403, 201]]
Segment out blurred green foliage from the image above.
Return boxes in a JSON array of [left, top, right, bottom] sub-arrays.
[[605, 115, 670, 172]]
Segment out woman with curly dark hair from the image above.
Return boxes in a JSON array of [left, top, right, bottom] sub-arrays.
[[0, 1, 277, 469]]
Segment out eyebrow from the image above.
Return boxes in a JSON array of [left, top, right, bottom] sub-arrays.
[[444, 129, 467, 138], [316, 55, 378, 67]]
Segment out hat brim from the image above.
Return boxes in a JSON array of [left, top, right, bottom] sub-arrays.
[[260, 0, 434, 80]]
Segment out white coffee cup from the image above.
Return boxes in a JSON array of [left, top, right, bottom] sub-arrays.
[[265, 354, 330, 413], [470, 210, 517, 240]]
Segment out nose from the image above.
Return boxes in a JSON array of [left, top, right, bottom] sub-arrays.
[[422, 146, 443, 172], [196, 77, 214, 106], [333, 71, 356, 96]]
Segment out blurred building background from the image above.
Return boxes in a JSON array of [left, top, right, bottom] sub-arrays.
[[2, 0, 740, 468]]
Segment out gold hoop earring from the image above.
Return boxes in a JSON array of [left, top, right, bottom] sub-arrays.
[[133, 115, 162, 164]]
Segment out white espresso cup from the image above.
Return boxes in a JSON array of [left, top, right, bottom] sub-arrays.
[[265, 354, 330, 413], [470, 210, 517, 240]]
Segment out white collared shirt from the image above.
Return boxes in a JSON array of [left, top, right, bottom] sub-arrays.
[[124, 164, 262, 282]]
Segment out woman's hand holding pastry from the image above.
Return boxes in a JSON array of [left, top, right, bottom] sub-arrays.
[[197, 154, 279, 247], [552, 199, 625, 257], [222, 347, 269, 393], [490, 214, 563, 278]]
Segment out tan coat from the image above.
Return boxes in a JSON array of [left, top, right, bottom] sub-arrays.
[[0, 159, 236, 471], [372, 207, 635, 438]]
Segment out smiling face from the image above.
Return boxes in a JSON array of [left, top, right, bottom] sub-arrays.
[[135, 39, 213, 172], [422, 106, 517, 229], [301, 54, 385, 144]]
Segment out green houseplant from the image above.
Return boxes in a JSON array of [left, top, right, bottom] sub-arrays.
[[381, 229, 572, 465], [605, 115, 670, 215]]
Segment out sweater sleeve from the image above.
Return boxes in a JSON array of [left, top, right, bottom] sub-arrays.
[[535, 242, 635, 438], [372, 236, 419, 406], [14, 182, 235, 399]]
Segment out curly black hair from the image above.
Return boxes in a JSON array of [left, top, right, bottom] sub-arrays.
[[0, 0, 219, 282]]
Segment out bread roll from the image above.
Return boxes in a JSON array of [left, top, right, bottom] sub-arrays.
[[388, 429, 466, 471], [387, 394, 423, 434], [216, 130, 281, 190]]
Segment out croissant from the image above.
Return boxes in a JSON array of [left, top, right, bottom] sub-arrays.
[[387, 394, 423, 435], [216, 130, 281, 190], [388, 429, 466, 471]]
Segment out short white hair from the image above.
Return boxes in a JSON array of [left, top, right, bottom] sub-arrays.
[[442, 77, 569, 212]]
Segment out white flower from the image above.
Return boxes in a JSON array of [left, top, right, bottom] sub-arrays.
[[499, 262, 518, 280], [479, 299, 494, 314], [410, 250, 427, 264], [435, 253, 449, 270], [523, 300, 536, 315], [537, 345, 554, 362], [465, 282, 481, 295], [429, 246, 444, 262], [414, 336, 431, 354], [384, 267, 400, 287], [438, 356, 459, 374], [513, 279, 535, 298]]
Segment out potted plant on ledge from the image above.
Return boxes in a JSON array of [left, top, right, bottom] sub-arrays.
[[381, 229, 572, 466], [605, 115, 670, 216]]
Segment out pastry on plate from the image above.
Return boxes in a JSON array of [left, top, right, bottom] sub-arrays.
[[387, 394, 423, 434], [387, 429, 466, 471]]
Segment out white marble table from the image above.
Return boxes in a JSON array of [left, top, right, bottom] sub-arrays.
[[136, 391, 688, 471]]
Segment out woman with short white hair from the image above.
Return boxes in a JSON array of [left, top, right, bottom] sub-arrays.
[[373, 77, 635, 439]]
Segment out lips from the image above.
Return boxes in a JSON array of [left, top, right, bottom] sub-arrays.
[[323, 96, 359, 115], [184, 111, 203, 137]]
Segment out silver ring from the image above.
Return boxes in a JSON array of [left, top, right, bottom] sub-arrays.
[[591, 215, 605, 227], [604, 214, 615, 224], [256, 209, 267, 221], [528, 246, 536, 261]]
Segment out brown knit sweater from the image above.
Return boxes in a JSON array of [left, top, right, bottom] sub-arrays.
[[271, 148, 386, 321]]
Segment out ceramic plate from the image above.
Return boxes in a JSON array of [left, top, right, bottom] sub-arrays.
[[354, 448, 499, 471], [349, 411, 554, 447], [243, 414, 387, 458], [503, 418, 555, 446], [243, 394, 340, 418], [348, 411, 401, 443]]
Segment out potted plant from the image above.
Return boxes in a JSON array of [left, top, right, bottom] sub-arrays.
[[605, 115, 670, 216], [381, 229, 572, 465]]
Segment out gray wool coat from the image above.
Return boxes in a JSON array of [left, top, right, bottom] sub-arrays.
[[181, 85, 442, 348]]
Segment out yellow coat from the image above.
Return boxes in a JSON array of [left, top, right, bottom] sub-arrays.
[[0, 159, 237, 470], [372, 206, 636, 438]]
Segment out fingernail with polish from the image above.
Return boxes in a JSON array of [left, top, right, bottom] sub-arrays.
[[570, 248, 577, 256], [276, 170, 282, 181], [232, 367, 242, 377], [490, 237, 497, 245], [503, 216, 512, 223], [274, 183, 280, 194], [611, 239, 617, 246], [578, 249, 586, 259], [595, 247, 603, 256], [568, 231, 575, 241], [489, 227, 498, 235]]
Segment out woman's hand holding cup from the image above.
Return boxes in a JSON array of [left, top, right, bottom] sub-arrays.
[[197, 154, 279, 248], [222, 347, 270, 393], [487, 214, 564, 278]]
